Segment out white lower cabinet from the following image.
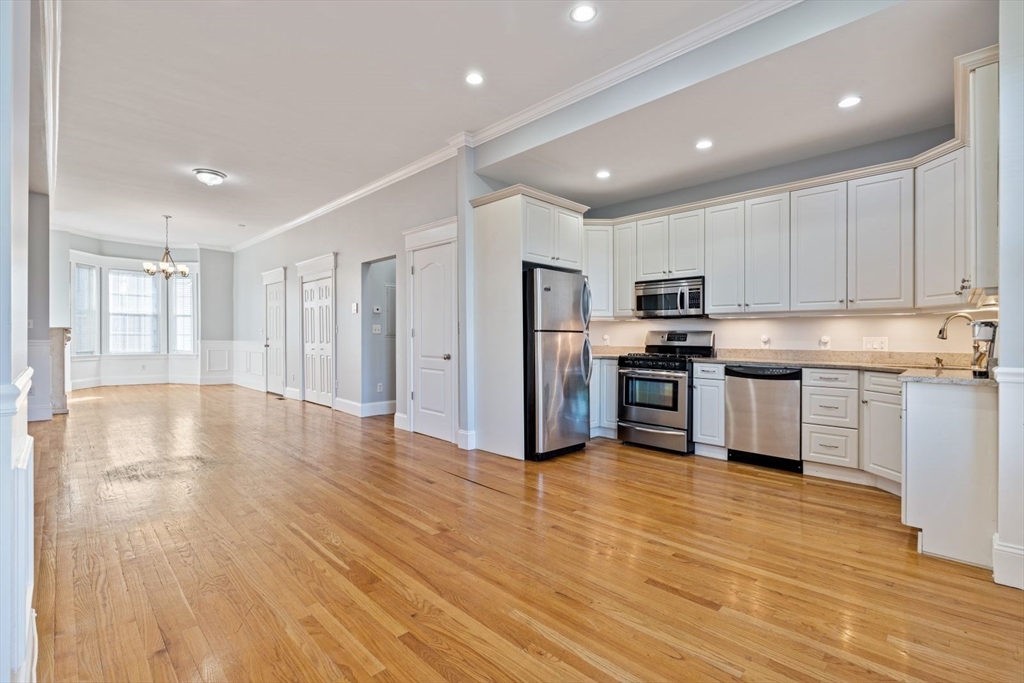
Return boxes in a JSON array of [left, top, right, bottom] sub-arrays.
[[802, 423, 859, 468], [860, 389, 903, 483], [693, 376, 725, 447], [589, 359, 620, 438], [802, 385, 859, 429]]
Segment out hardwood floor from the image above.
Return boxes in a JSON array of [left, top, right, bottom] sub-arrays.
[[30, 384, 1023, 683]]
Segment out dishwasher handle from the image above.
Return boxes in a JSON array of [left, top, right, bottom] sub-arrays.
[[724, 365, 802, 381]]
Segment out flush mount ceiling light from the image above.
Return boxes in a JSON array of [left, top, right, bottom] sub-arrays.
[[143, 216, 190, 280], [596, 170, 611, 179], [570, 5, 597, 22], [192, 168, 226, 186], [695, 139, 713, 150], [838, 95, 862, 108], [465, 72, 484, 85]]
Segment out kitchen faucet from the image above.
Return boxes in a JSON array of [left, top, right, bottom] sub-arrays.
[[937, 312, 975, 340]]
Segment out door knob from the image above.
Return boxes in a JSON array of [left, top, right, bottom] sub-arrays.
[[443, 353, 451, 361]]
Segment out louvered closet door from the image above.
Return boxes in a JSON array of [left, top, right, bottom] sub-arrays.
[[303, 278, 333, 407]]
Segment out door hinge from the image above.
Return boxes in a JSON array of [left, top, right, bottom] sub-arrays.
[[411, 391, 414, 401], [411, 265, 415, 275], [411, 328, 415, 338]]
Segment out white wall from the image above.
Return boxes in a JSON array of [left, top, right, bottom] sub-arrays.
[[232, 158, 456, 416], [591, 311, 994, 354], [27, 192, 50, 421], [995, 0, 1024, 590], [198, 248, 233, 341], [360, 258, 396, 406]]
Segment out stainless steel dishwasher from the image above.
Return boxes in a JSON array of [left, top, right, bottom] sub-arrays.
[[724, 365, 802, 472]]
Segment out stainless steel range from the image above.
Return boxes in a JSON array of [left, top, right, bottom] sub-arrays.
[[617, 330, 715, 454]]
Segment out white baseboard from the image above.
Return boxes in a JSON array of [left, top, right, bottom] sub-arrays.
[[232, 372, 265, 392], [394, 412, 410, 431], [11, 608, 37, 683], [803, 462, 901, 496], [362, 400, 396, 417], [334, 397, 361, 416], [994, 536, 1024, 590], [199, 372, 233, 385], [26, 404, 52, 422], [167, 374, 200, 385], [694, 443, 727, 460], [457, 429, 477, 450], [283, 387, 301, 401], [589, 426, 617, 440]]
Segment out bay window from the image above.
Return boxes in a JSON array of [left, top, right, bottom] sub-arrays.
[[73, 264, 99, 355], [108, 269, 161, 353], [170, 276, 195, 354]]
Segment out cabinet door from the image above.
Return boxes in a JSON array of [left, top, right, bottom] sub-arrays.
[[693, 379, 725, 447], [668, 209, 704, 277], [790, 183, 846, 311], [971, 63, 999, 291], [612, 222, 637, 318], [745, 192, 790, 313], [601, 361, 619, 429], [589, 359, 602, 432], [636, 216, 669, 281], [848, 171, 913, 310], [861, 390, 903, 483], [556, 209, 583, 268], [583, 226, 614, 319], [916, 149, 968, 308], [704, 202, 745, 314], [523, 197, 555, 265]]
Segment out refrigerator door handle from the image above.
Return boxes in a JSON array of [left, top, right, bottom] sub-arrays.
[[582, 278, 593, 329], [583, 335, 594, 386]]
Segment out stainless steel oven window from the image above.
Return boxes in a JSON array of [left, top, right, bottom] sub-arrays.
[[623, 375, 679, 411]]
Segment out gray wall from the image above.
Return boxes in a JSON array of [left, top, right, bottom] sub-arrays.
[[199, 248, 234, 341], [49, 229, 70, 327], [232, 158, 457, 413], [587, 125, 955, 219], [27, 192, 48, 340], [360, 257, 396, 404]]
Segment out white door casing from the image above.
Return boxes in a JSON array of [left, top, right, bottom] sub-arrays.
[[411, 241, 456, 442], [263, 272, 286, 395]]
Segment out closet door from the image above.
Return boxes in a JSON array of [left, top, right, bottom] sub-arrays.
[[744, 192, 790, 313], [303, 278, 333, 407], [791, 183, 847, 312]]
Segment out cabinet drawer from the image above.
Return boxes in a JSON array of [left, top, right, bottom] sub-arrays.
[[802, 368, 859, 389], [692, 363, 725, 380], [862, 371, 903, 395], [802, 424, 859, 468], [802, 386, 859, 428]]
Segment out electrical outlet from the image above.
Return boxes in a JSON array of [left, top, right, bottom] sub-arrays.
[[27, 319, 33, 329], [863, 336, 889, 351], [760, 334, 771, 349], [377, 383, 383, 393], [351, 303, 359, 314], [819, 336, 831, 350], [372, 324, 381, 334]]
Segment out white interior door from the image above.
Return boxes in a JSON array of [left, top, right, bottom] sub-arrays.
[[412, 241, 455, 442], [302, 277, 333, 407], [265, 281, 285, 395]]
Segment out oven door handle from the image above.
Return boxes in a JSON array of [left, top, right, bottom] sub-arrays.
[[618, 421, 684, 436], [619, 368, 687, 378]]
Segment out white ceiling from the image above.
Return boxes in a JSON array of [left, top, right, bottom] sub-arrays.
[[51, 0, 755, 247], [477, 0, 999, 210]]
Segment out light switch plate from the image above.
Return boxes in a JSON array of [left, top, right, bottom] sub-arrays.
[[372, 324, 381, 334], [377, 383, 383, 393], [863, 336, 889, 351], [351, 303, 359, 314]]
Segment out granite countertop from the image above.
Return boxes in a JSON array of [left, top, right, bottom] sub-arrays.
[[898, 368, 998, 387], [690, 357, 913, 374], [592, 346, 643, 359]]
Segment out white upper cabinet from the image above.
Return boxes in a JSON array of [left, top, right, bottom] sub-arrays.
[[668, 209, 704, 277], [790, 183, 846, 312], [744, 192, 790, 313], [636, 216, 669, 281], [521, 197, 583, 268], [916, 148, 969, 308], [523, 198, 555, 264], [582, 225, 614, 319], [556, 209, 583, 268], [704, 202, 745, 314], [970, 62, 999, 292], [613, 222, 637, 318], [847, 171, 914, 310]]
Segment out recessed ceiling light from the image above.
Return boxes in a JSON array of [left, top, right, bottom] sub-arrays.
[[192, 168, 226, 186], [838, 95, 862, 108], [466, 72, 483, 85], [570, 5, 597, 22], [596, 170, 611, 179], [695, 139, 713, 150]]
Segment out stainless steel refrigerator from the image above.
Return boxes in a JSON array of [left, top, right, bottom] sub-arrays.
[[524, 267, 593, 461]]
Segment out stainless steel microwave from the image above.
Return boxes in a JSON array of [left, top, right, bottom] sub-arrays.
[[634, 276, 704, 318]]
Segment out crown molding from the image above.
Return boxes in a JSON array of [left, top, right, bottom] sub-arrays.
[[51, 224, 203, 250], [468, 0, 800, 147], [447, 132, 476, 149], [194, 243, 234, 253], [470, 184, 589, 213], [232, 146, 458, 252]]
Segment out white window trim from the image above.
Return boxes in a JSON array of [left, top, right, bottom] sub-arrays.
[[70, 250, 200, 359], [168, 274, 199, 355], [71, 262, 100, 357]]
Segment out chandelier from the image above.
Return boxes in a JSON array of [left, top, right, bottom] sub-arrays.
[[143, 215, 190, 280]]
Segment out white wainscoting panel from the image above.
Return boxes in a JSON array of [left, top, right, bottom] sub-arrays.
[[27, 340, 52, 422], [200, 341, 234, 385], [71, 354, 201, 389], [231, 341, 266, 392]]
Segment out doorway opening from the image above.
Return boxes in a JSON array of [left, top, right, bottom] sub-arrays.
[[361, 257, 397, 416]]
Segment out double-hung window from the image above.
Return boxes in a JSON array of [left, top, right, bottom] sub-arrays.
[[169, 276, 196, 354], [108, 269, 161, 354], [73, 264, 99, 355]]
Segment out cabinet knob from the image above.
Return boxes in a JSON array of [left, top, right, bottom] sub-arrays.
[[862, 399, 868, 404], [839, 299, 845, 303], [849, 299, 855, 303]]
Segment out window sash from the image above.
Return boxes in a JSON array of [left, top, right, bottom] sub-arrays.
[[73, 264, 98, 355], [108, 269, 161, 354], [170, 276, 195, 354]]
